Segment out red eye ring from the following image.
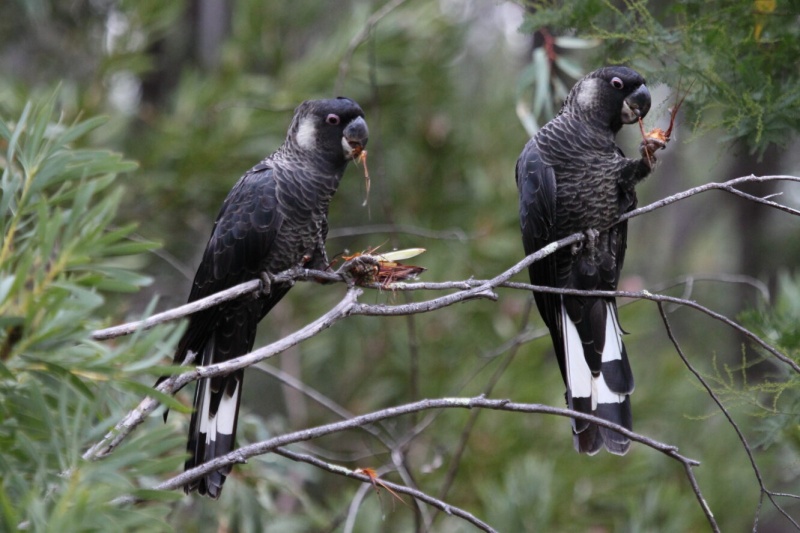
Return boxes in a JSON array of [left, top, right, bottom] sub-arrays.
[[326, 114, 340, 125], [611, 77, 624, 89]]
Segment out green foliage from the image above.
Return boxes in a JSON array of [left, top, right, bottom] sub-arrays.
[[740, 273, 800, 451], [521, 0, 800, 155], [0, 97, 183, 531]]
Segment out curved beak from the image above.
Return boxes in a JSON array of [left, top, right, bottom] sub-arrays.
[[342, 116, 369, 159], [621, 84, 651, 124]]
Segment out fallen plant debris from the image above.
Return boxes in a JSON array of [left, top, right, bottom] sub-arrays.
[[341, 247, 427, 287], [354, 467, 409, 508]]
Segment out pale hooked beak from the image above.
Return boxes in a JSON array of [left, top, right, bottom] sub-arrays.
[[621, 84, 651, 124], [342, 116, 369, 159]]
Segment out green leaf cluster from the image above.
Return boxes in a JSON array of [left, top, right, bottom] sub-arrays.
[[740, 273, 800, 452], [521, 0, 800, 155], [0, 97, 183, 531]]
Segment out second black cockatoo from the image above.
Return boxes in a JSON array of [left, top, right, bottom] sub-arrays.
[[516, 66, 663, 455], [169, 97, 368, 497]]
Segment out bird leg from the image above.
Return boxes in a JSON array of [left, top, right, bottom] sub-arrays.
[[258, 271, 275, 297], [584, 228, 599, 263], [572, 228, 600, 259]]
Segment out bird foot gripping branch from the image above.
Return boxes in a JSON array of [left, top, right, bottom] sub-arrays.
[[258, 271, 274, 297], [638, 80, 693, 166]]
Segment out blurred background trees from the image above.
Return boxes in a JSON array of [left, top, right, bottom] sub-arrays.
[[1, 0, 799, 531]]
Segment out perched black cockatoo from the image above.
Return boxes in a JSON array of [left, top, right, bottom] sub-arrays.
[[516, 66, 663, 455], [169, 98, 368, 497]]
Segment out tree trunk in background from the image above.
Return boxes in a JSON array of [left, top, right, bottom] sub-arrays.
[[141, 0, 232, 108], [190, 0, 232, 70], [729, 143, 783, 300]]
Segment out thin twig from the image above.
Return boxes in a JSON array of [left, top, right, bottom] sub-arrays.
[[143, 397, 698, 495], [253, 363, 355, 421], [273, 447, 496, 533], [434, 298, 535, 520], [649, 273, 771, 306], [84, 289, 362, 460], [657, 304, 800, 531], [617, 174, 800, 223], [335, 0, 408, 94], [92, 174, 800, 343], [91, 267, 336, 340]]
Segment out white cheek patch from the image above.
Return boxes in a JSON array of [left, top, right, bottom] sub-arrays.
[[296, 116, 317, 150], [576, 78, 602, 112]]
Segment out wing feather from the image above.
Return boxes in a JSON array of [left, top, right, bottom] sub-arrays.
[[174, 165, 283, 364]]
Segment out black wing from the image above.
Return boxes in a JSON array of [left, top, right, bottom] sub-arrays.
[[517, 132, 635, 455], [175, 162, 285, 365], [173, 163, 292, 497], [516, 139, 567, 379]]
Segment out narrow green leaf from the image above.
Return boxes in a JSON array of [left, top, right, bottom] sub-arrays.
[[57, 116, 108, 146]]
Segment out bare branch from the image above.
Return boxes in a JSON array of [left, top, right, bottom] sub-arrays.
[[92, 174, 800, 341], [108, 396, 709, 529], [147, 397, 698, 493], [617, 174, 800, 223], [513, 283, 799, 374], [85, 182, 798, 467], [273, 447, 496, 533], [679, 460, 720, 533], [84, 288, 362, 460], [81, 349, 195, 461], [91, 267, 336, 340]]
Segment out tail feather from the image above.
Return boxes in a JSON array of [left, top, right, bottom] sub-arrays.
[[596, 398, 632, 455], [574, 423, 602, 456], [561, 300, 633, 454], [184, 336, 244, 498]]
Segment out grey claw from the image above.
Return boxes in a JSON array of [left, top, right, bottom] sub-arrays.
[[258, 272, 273, 297]]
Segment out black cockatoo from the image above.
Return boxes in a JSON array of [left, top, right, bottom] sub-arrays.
[[516, 66, 663, 455], [169, 97, 368, 497]]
